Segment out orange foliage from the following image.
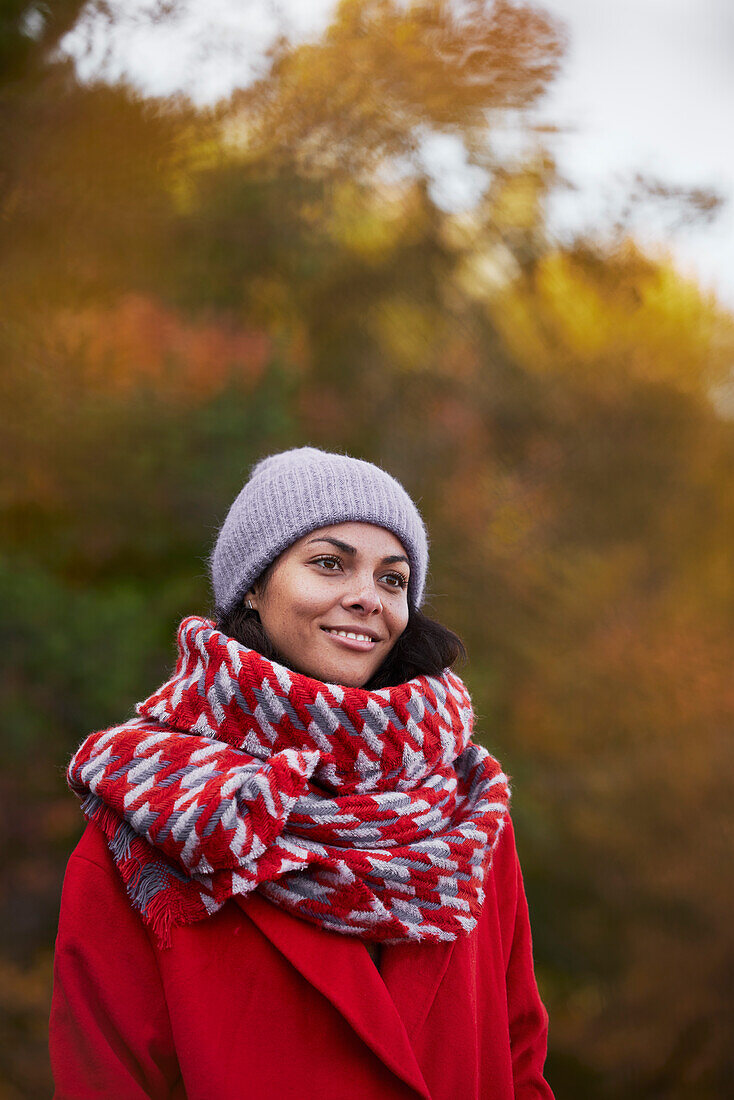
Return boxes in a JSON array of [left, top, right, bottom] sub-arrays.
[[51, 294, 272, 402]]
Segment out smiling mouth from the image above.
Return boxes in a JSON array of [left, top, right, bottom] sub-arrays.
[[321, 627, 379, 648]]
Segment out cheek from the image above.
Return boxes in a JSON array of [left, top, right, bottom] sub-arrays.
[[270, 586, 325, 634], [391, 604, 409, 636]]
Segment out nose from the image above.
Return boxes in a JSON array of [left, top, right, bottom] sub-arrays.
[[341, 575, 383, 615]]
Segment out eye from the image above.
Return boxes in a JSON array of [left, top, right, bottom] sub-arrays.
[[312, 554, 343, 572], [383, 572, 409, 589]]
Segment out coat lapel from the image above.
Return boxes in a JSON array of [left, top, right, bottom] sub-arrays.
[[237, 893, 436, 1100], [381, 937, 455, 1042]]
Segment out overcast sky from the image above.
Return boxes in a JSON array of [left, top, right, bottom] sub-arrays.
[[60, 0, 734, 310]]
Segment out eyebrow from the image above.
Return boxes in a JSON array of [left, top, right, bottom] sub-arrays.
[[307, 537, 410, 568]]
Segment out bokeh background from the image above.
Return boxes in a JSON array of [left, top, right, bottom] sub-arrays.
[[2, 2, 734, 1096]]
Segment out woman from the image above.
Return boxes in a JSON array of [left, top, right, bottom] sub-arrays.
[[49, 445, 554, 1099]]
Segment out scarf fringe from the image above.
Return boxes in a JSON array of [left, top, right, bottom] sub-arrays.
[[80, 792, 218, 949]]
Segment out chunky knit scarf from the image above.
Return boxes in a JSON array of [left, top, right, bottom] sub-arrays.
[[67, 616, 511, 948]]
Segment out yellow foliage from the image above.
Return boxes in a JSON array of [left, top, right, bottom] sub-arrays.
[[490, 240, 734, 398], [490, 169, 545, 233], [369, 297, 439, 371], [229, 0, 565, 174], [326, 181, 409, 261]]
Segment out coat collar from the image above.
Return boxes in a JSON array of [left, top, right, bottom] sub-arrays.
[[238, 892, 455, 1099]]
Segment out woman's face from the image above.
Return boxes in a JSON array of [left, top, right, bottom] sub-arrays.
[[245, 521, 411, 687]]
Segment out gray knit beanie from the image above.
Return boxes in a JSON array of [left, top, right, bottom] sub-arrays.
[[208, 446, 429, 616]]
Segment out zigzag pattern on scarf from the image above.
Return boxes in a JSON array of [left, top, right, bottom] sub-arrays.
[[67, 616, 511, 948]]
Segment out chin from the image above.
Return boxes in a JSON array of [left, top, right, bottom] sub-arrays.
[[336, 672, 372, 689], [328, 670, 370, 689], [312, 662, 373, 689]]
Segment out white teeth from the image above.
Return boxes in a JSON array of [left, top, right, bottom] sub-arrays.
[[325, 629, 374, 643]]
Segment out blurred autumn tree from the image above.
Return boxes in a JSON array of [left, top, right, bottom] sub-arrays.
[[2, 1, 733, 1097]]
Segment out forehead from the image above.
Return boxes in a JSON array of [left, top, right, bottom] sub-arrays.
[[294, 522, 407, 557]]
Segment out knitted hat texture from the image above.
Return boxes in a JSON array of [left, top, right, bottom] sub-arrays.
[[208, 446, 429, 615]]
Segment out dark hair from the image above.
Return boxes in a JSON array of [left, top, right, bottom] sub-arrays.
[[211, 561, 467, 690]]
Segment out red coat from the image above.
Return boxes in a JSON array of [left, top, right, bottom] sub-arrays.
[[49, 814, 554, 1099]]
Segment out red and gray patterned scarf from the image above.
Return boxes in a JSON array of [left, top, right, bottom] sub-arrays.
[[67, 615, 511, 948]]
